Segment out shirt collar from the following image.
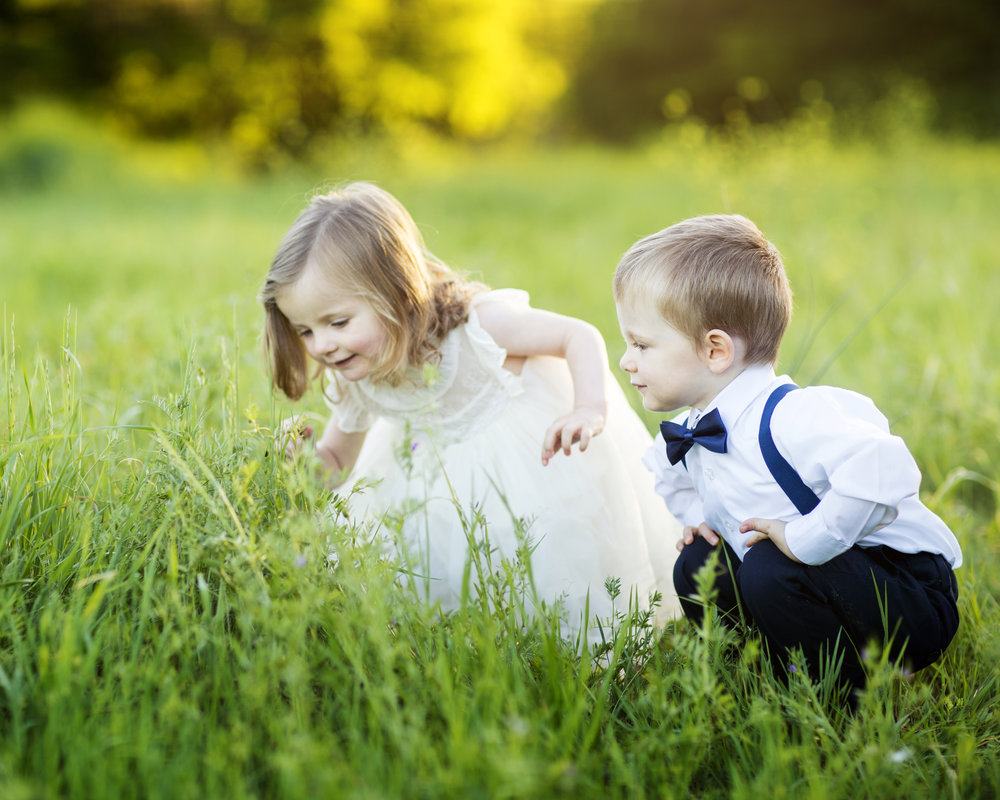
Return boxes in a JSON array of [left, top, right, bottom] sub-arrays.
[[698, 363, 777, 428]]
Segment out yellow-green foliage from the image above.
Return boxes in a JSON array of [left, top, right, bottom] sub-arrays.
[[11, 0, 591, 168]]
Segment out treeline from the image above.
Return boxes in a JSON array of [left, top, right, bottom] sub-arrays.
[[572, 0, 1000, 140], [2, 0, 997, 165]]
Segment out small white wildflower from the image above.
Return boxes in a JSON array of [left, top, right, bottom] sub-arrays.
[[889, 748, 911, 764]]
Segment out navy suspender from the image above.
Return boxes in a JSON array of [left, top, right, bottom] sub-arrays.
[[758, 383, 821, 515]]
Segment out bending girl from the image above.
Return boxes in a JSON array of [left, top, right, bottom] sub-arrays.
[[260, 181, 680, 643]]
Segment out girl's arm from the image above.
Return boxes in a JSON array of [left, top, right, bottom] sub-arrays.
[[282, 414, 367, 488], [475, 299, 608, 465]]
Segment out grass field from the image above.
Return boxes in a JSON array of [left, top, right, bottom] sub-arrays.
[[2, 105, 1000, 798]]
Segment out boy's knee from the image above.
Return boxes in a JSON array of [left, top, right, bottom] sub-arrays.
[[672, 536, 714, 595], [737, 540, 793, 610], [672, 543, 697, 597], [673, 537, 725, 623]]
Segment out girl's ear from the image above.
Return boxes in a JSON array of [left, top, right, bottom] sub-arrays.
[[702, 329, 742, 375]]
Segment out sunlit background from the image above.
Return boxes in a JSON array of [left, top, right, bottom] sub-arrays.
[[2, 0, 997, 172]]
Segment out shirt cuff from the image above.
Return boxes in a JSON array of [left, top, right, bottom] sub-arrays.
[[783, 513, 834, 565], [784, 496, 896, 565]]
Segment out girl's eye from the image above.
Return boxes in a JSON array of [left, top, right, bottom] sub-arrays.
[[331, 318, 349, 328], [298, 329, 312, 338]]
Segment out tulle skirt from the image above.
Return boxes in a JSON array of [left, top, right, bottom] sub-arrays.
[[335, 356, 682, 643]]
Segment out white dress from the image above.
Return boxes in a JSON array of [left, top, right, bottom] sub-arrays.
[[327, 289, 682, 642]]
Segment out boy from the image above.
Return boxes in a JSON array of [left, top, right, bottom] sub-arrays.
[[613, 214, 961, 695]]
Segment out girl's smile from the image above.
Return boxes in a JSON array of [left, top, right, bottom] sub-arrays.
[[333, 353, 359, 371]]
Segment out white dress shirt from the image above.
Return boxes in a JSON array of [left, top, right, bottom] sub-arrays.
[[643, 364, 962, 567]]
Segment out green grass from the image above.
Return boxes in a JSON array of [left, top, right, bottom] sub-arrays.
[[2, 104, 1000, 797]]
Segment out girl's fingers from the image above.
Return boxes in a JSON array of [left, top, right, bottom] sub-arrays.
[[541, 427, 558, 461], [542, 421, 574, 459], [541, 416, 601, 463], [562, 424, 578, 454], [278, 417, 316, 461]]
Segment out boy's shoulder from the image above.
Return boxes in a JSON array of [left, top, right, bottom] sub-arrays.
[[768, 382, 890, 437]]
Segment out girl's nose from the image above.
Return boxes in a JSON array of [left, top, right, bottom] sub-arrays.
[[619, 351, 634, 372], [311, 329, 337, 358]]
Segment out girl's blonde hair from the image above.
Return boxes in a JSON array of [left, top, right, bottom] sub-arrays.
[[259, 182, 485, 399], [613, 214, 791, 365]]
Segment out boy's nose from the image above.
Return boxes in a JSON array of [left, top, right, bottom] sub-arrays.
[[619, 351, 634, 372]]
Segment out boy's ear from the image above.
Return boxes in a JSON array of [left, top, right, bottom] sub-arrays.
[[702, 329, 741, 375]]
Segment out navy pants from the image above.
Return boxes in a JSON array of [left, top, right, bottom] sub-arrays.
[[673, 536, 960, 691]]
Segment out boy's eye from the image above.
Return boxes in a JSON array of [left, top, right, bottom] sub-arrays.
[[633, 341, 647, 351]]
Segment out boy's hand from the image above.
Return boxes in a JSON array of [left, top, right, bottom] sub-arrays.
[[279, 415, 314, 460], [541, 406, 605, 465], [676, 522, 721, 552], [740, 518, 802, 563]]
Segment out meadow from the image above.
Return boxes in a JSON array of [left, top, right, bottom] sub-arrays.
[[2, 105, 999, 798]]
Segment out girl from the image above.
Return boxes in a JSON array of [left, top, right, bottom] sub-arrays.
[[260, 181, 680, 643]]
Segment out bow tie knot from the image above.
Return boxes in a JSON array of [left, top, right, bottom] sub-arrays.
[[660, 408, 728, 465]]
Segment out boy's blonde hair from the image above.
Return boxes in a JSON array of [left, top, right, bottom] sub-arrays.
[[613, 214, 791, 365], [259, 182, 484, 399]]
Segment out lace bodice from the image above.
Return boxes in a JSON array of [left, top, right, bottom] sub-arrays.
[[326, 289, 526, 443]]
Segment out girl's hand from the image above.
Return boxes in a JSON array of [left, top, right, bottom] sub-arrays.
[[279, 415, 314, 460], [676, 522, 720, 552], [541, 406, 605, 465], [740, 517, 802, 563]]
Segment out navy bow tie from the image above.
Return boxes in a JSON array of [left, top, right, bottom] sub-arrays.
[[660, 408, 728, 465]]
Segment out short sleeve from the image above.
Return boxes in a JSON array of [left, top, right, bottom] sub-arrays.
[[465, 289, 528, 398], [322, 374, 373, 433]]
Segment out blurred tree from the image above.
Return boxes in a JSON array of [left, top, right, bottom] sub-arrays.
[[569, 0, 1000, 140], [0, 0, 593, 167], [3, 0, 998, 157], [1, 0, 330, 153], [318, 0, 583, 139]]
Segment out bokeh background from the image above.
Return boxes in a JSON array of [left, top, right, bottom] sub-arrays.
[[3, 0, 998, 169]]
